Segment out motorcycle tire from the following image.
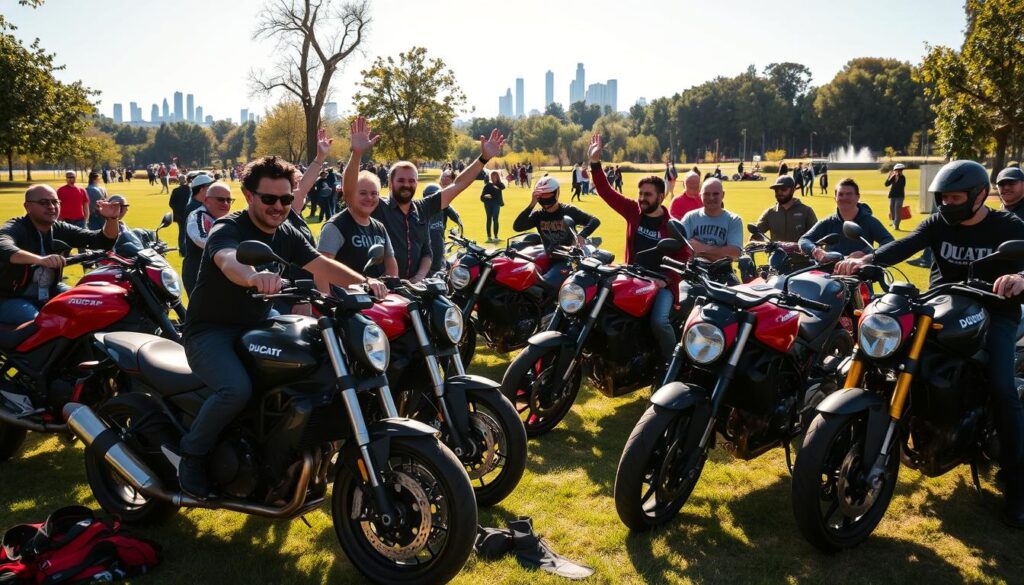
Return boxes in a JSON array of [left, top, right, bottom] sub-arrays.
[[0, 422, 27, 462], [791, 411, 899, 552], [459, 317, 477, 366], [332, 436, 477, 584], [614, 404, 707, 531], [462, 389, 527, 506], [83, 401, 178, 526], [500, 344, 582, 437]]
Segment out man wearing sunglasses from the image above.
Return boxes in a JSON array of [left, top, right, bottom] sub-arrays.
[[181, 182, 235, 295], [0, 185, 121, 326], [180, 155, 386, 499], [345, 116, 505, 282]]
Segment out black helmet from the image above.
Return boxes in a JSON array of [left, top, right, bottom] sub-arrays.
[[929, 160, 991, 225]]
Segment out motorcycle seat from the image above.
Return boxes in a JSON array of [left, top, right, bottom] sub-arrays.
[[0, 323, 38, 350], [101, 332, 204, 395]]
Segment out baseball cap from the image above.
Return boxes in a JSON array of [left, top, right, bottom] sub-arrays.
[[108, 195, 128, 206], [996, 166, 1024, 185], [423, 184, 442, 197], [770, 175, 796, 190], [190, 174, 215, 189], [893, 163, 906, 171]]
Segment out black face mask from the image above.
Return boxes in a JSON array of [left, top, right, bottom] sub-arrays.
[[538, 197, 557, 207], [936, 191, 981, 226]]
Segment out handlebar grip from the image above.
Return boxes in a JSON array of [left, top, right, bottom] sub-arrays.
[[789, 295, 831, 312], [65, 250, 106, 266]]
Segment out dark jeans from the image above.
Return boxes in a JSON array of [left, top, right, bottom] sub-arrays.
[[0, 283, 70, 326], [650, 288, 675, 363], [541, 260, 571, 290], [484, 201, 501, 239], [889, 197, 905, 230], [182, 253, 201, 296], [317, 195, 336, 222], [180, 326, 252, 457], [988, 312, 1024, 477]]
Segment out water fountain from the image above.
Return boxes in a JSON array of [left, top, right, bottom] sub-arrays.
[[826, 145, 878, 170]]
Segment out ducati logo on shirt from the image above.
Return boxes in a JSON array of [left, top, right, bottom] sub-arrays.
[[637, 226, 660, 240], [939, 242, 994, 265]]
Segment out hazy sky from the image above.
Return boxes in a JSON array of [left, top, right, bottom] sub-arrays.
[[7, 0, 966, 122]]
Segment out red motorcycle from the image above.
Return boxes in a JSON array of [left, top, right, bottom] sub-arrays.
[[447, 231, 611, 364], [0, 219, 184, 461], [612, 220, 859, 530], [499, 238, 684, 436]]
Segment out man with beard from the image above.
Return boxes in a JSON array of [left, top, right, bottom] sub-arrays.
[[345, 117, 504, 282], [742, 175, 817, 278], [996, 166, 1024, 222], [589, 134, 687, 368]]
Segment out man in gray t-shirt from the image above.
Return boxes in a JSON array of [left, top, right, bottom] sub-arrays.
[[681, 178, 743, 259]]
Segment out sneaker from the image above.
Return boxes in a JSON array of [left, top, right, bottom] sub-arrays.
[[179, 454, 211, 500]]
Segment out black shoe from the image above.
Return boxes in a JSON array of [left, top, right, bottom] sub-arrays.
[[179, 454, 210, 500], [1002, 471, 1024, 528]]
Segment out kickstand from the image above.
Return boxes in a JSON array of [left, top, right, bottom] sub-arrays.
[[299, 515, 312, 528], [969, 459, 985, 500], [783, 439, 795, 475]]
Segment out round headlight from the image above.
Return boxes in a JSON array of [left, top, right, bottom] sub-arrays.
[[858, 313, 902, 358], [558, 282, 586, 314], [160, 268, 182, 298], [450, 265, 471, 289], [443, 306, 464, 343], [684, 322, 726, 364], [362, 323, 390, 372]]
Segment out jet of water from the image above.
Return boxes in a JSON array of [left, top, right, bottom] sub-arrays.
[[829, 146, 874, 163]]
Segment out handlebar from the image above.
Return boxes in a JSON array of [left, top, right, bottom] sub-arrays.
[[66, 249, 108, 266]]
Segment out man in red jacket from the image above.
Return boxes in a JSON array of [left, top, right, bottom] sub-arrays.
[[588, 133, 687, 368]]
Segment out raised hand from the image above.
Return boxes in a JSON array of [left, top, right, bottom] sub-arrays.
[[588, 133, 603, 163], [316, 126, 333, 159], [480, 128, 505, 160], [350, 116, 381, 152], [95, 199, 120, 219]]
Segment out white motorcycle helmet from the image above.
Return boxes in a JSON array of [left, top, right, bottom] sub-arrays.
[[534, 176, 560, 207]]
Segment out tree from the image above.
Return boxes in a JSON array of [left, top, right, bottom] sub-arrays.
[[142, 123, 215, 167], [251, 0, 370, 164], [764, 62, 813, 105], [918, 0, 1024, 175], [219, 122, 257, 163], [543, 102, 567, 122], [592, 113, 630, 162], [568, 101, 602, 131], [354, 47, 468, 161], [255, 100, 307, 163], [208, 120, 235, 143], [625, 135, 660, 163]]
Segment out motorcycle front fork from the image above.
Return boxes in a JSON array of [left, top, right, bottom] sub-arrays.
[[407, 309, 470, 456], [694, 313, 755, 451]]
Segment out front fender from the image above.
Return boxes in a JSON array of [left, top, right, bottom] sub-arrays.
[[526, 330, 572, 348], [650, 382, 710, 411], [443, 374, 502, 435], [814, 387, 891, 464], [365, 417, 441, 467]]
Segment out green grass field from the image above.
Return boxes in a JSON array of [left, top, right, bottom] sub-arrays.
[[1, 166, 1022, 584]]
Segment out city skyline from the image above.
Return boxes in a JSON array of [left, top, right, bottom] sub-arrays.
[[113, 90, 241, 126], [497, 63, 618, 118]]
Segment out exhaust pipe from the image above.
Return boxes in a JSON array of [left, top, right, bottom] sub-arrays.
[[63, 403, 163, 495], [63, 402, 317, 518]]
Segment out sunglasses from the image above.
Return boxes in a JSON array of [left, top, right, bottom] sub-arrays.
[[209, 197, 235, 204], [31, 199, 60, 207], [252, 192, 294, 206]]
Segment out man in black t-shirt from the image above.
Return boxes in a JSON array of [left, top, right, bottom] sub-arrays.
[[180, 155, 387, 500], [836, 160, 1024, 528], [513, 176, 601, 289]]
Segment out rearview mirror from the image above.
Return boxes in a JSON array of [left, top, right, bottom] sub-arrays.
[[521, 233, 542, 246], [588, 236, 602, 247], [237, 240, 286, 267], [656, 238, 684, 254], [747, 223, 768, 241], [363, 244, 385, 273], [668, 219, 687, 242], [816, 233, 840, 247], [563, 216, 577, 233], [842, 221, 864, 241], [158, 212, 173, 230]]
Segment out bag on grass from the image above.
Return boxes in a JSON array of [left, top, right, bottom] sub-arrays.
[[901, 205, 912, 220], [0, 506, 161, 584]]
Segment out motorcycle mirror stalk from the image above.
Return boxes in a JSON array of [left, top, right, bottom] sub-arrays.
[[842, 221, 874, 253], [236, 240, 290, 269], [667, 219, 697, 256], [747, 223, 769, 241]]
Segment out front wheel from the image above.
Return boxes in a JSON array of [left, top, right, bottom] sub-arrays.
[[791, 411, 899, 552], [460, 389, 527, 506], [500, 344, 582, 437], [0, 422, 27, 462], [333, 437, 477, 584], [614, 404, 707, 531]]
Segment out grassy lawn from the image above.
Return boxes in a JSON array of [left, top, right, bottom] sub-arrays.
[[1, 167, 1021, 584]]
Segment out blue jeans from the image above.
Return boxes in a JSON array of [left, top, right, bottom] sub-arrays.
[[988, 312, 1024, 477], [484, 201, 501, 239], [889, 197, 905, 230], [650, 288, 675, 363], [0, 283, 71, 326], [180, 326, 253, 456], [541, 260, 570, 290]]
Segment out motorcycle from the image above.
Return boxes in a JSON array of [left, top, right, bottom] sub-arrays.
[[447, 228, 611, 364], [499, 235, 686, 437], [791, 224, 1024, 552], [0, 218, 185, 462], [66, 240, 477, 584], [612, 220, 856, 531], [363, 273, 527, 506]]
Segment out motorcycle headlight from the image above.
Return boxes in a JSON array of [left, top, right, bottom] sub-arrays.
[[858, 313, 902, 359], [443, 305, 464, 343], [450, 265, 471, 289], [558, 282, 586, 314], [684, 322, 726, 364], [160, 268, 182, 298], [362, 323, 390, 372]]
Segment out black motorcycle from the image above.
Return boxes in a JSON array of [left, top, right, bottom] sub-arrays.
[[67, 241, 477, 584], [792, 227, 1024, 552]]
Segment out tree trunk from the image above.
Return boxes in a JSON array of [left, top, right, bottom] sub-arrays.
[[6, 149, 12, 182], [25, 159, 32, 181], [992, 125, 1010, 182], [304, 105, 320, 166]]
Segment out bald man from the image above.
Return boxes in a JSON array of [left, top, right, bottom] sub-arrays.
[[0, 185, 121, 325], [669, 171, 703, 220], [182, 182, 235, 295], [680, 178, 743, 282]]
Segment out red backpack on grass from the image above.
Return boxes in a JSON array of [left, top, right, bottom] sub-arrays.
[[0, 506, 161, 584]]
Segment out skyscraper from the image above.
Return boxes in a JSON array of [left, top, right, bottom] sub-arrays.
[[607, 79, 618, 112], [112, 104, 123, 124], [498, 89, 513, 118], [249, 113, 256, 123], [195, 106, 203, 124], [240, 108, 249, 125], [186, 94, 194, 123], [152, 104, 160, 122], [515, 78, 524, 117], [571, 63, 585, 104], [324, 102, 338, 120], [545, 71, 554, 108], [161, 99, 169, 121], [173, 92, 183, 122], [129, 102, 141, 123]]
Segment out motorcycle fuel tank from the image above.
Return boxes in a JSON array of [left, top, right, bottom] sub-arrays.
[[361, 293, 411, 341], [492, 256, 541, 292], [610, 274, 659, 318], [239, 315, 323, 388], [927, 294, 989, 357], [18, 283, 131, 352]]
